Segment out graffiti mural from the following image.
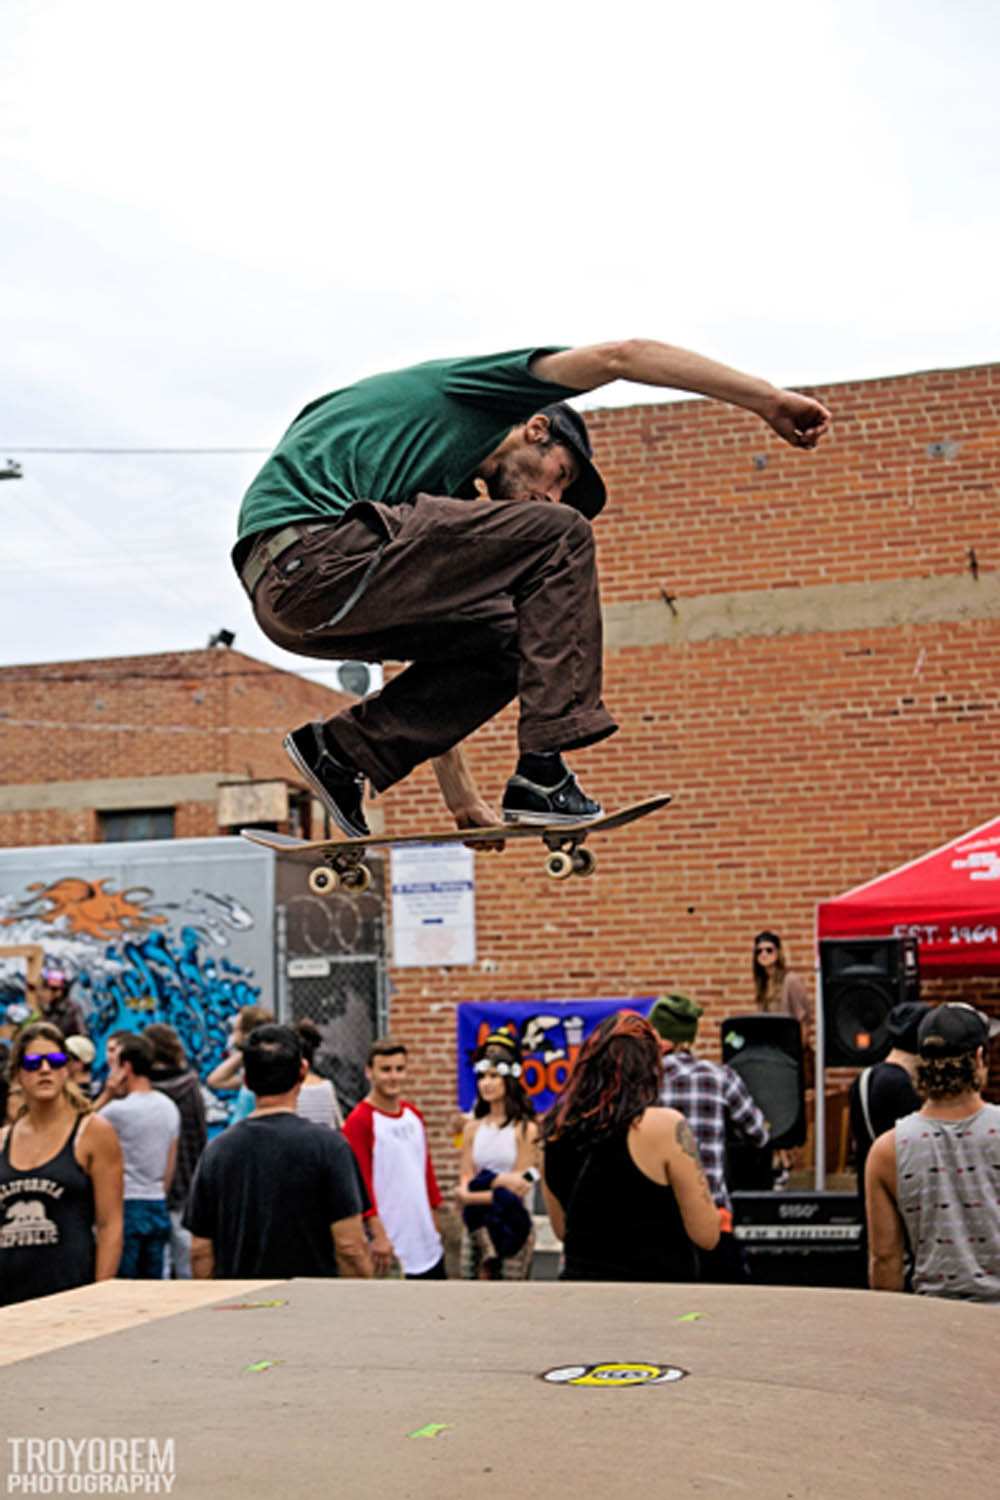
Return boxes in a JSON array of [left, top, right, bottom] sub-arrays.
[[0, 870, 263, 1083], [2, 877, 167, 941]]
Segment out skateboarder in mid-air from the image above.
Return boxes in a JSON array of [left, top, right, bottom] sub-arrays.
[[233, 341, 831, 838]]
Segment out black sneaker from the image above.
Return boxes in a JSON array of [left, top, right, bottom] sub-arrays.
[[283, 722, 370, 838], [501, 770, 602, 826]]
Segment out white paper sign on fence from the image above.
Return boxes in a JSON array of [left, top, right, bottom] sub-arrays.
[[390, 843, 476, 968]]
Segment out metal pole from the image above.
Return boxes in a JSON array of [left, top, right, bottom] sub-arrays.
[[814, 943, 826, 1190], [275, 903, 289, 1024]]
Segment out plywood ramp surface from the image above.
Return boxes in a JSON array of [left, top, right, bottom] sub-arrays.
[[0, 1279, 281, 1366], [1, 1281, 996, 1500]]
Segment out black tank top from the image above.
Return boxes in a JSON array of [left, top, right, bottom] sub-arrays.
[[545, 1127, 697, 1282], [0, 1115, 96, 1306]]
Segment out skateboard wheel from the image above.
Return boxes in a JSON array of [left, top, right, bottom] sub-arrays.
[[572, 847, 596, 877], [308, 865, 340, 896], [343, 864, 372, 894], [545, 851, 574, 880]]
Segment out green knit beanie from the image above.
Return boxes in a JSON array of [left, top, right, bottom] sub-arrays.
[[648, 993, 704, 1045]]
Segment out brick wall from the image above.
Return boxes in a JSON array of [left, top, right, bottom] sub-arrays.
[[2, 365, 998, 1182], [376, 362, 1000, 1177], [0, 648, 349, 844]]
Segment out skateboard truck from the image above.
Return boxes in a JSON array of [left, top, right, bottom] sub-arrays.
[[308, 849, 373, 896], [541, 832, 597, 881]]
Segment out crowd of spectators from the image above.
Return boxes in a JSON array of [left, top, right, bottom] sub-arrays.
[[1, 954, 998, 1306]]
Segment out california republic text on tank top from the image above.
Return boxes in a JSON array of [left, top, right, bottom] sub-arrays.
[[0, 1115, 96, 1307]]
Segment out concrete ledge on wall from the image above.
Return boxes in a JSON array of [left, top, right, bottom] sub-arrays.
[[606, 569, 1000, 648], [0, 773, 243, 815]]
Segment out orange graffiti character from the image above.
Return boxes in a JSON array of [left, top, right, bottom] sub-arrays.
[[1, 878, 166, 940]]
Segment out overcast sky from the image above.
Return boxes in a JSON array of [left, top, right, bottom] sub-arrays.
[[2, 0, 997, 697]]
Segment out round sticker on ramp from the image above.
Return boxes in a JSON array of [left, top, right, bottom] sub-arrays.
[[541, 1361, 687, 1387]]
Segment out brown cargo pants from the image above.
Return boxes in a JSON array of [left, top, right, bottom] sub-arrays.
[[246, 493, 617, 792]]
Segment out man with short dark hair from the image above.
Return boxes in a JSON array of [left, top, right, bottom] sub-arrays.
[[650, 993, 769, 1281], [866, 1003, 1000, 1302], [185, 1025, 371, 1280], [146, 1023, 207, 1280], [343, 1038, 446, 1279], [849, 1000, 930, 1261], [99, 1032, 180, 1279], [235, 342, 831, 837]]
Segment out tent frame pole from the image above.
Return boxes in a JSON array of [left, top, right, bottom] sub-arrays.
[[814, 941, 826, 1190]]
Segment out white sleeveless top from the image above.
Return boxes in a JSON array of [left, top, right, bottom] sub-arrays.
[[472, 1119, 517, 1174], [296, 1079, 343, 1130]]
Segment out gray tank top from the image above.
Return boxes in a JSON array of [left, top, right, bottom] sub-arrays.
[[895, 1103, 1000, 1302]]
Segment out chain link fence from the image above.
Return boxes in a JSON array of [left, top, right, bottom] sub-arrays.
[[274, 850, 388, 1116]]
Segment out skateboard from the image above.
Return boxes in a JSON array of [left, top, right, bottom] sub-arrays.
[[241, 795, 671, 895]]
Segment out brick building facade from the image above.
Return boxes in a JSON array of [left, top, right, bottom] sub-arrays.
[[0, 648, 349, 845], [2, 362, 998, 1177]]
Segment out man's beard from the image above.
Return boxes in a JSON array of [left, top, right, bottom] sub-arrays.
[[489, 453, 533, 501]]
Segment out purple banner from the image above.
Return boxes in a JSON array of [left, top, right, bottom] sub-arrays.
[[456, 997, 656, 1114]]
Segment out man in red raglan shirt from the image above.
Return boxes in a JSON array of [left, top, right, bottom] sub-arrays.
[[342, 1036, 446, 1278]]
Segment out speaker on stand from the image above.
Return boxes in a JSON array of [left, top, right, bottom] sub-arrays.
[[820, 936, 920, 1067], [721, 1014, 807, 1191], [814, 934, 921, 1188]]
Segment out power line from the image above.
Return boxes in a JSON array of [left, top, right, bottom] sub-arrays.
[[0, 717, 292, 735], [0, 664, 355, 684], [1, 447, 269, 455]]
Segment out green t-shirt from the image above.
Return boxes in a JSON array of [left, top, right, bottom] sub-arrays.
[[235, 346, 580, 543]]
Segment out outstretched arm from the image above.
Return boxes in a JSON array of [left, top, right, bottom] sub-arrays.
[[530, 341, 831, 450]]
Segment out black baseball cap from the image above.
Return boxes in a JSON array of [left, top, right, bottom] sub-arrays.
[[540, 403, 607, 521], [917, 1003, 1000, 1059]]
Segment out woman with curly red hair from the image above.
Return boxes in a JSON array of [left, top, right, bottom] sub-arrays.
[[541, 1011, 719, 1281]]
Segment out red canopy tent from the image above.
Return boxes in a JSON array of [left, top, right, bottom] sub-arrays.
[[817, 814, 1000, 976]]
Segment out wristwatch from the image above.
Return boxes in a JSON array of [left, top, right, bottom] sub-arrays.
[[522, 1167, 541, 1183]]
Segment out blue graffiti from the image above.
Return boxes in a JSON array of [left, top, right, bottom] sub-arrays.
[[77, 926, 260, 1080]]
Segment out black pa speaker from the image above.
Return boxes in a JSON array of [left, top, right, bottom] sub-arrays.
[[820, 936, 920, 1067], [721, 1013, 807, 1150]]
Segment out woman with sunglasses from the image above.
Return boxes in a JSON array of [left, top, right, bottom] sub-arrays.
[[0, 1023, 123, 1306], [752, 931, 811, 1029], [456, 1032, 538, 1279], [752, 930, 813, 1186], [541, 1011, 719, 1281]]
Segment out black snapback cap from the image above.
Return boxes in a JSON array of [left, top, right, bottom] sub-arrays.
[[540, 403, 607, 521], [917, 1002, 1000, 1058]]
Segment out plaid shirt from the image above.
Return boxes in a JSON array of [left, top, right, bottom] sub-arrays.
[[660, 1051, 769, 1211]]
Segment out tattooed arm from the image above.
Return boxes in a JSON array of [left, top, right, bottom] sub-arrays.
[[659, 1111, 721, 1251]]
